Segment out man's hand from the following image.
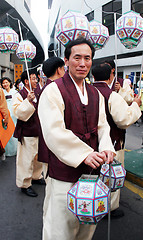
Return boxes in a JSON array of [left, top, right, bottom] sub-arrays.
[[133, 95, 141, 107], [101, 150, 114, 164], [114, 81, 121, 92], [84, 151, 106, 169], [27, 91, 35, 102]]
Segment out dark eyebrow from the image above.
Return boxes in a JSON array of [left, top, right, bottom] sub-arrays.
[[74, 54, 91, 57]]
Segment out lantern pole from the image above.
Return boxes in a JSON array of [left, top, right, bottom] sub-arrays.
[[18, 20, 32, 91], [139, 53, 143, 94], [114, 12, 118, 82], [108, 163, 111, 240]]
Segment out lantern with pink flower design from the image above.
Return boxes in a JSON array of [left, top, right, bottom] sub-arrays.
[[89, 20, 109, 50], [116, 10, 143, 49], [0, 26, 19, 53], [67, 174, 110, 224], [100, 160, 126, 191], [16, 40, 36, 62], [56, 10, 90, 46]]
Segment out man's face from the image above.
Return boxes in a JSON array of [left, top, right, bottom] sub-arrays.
[[30, 74, 37, 89], [64, 43, 92, 83]]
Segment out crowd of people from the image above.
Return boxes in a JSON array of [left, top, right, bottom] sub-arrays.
[[0, 37, 142, 240]]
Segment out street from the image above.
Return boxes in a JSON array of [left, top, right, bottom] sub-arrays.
[[0, 123, 143, 240]]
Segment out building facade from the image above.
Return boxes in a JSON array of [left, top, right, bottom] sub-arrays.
[[48, 0, 143, 83], [0, 0, 45, 82]]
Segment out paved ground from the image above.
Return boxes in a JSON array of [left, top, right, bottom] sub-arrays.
[[0, 122, 143, 240]]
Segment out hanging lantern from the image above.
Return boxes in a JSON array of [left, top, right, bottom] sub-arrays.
[[56, 10, 90, 46], [16, 40, 36, 62], [100, 160, 126, 191], [67, 174, 110, 224], [89, 20, 109, 50], [0, 26, 19, 53], [116, 10, 143, 49]]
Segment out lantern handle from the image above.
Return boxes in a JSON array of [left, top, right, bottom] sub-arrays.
[[114, 12, 118, 83]]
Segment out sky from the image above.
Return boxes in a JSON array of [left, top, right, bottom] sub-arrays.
[[30, 0, 49, 59]]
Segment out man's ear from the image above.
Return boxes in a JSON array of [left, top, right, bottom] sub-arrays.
[[24, 79, 29, 86], [64, 57, 69, 67]]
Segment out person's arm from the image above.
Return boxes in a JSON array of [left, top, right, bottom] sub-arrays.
[[109, 91, 141, 129], [118, 81, 134, 105], [12, 92, 35, 122], [0, 89, 9, 125]]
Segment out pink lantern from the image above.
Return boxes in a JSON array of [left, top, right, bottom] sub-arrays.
[[100, 160, 126, 191], [16, 40, 36, 62], [116, 10, 143, 49], [67, 174, 110, 224], [0, 26, 19, 53], [89, 20, 109, 50], [56, 10, 90, 46]]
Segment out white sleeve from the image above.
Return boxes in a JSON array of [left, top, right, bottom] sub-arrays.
[[12, 92, 35, 122], [118, 81, 134, 105], [108, 92, 141, 129]]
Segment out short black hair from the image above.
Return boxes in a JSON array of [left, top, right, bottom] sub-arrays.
[[92, 63, 112, 81], [21, 70, 36, 85], [42, 57, 65, 78], [64, 37, 95, 60], [1, 77, 13, 88], [104, 60, 115, 69], [15, 79, 21, 90]]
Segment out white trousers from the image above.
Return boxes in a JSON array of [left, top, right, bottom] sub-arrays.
[[111, 149, 125, 210], [43, 177, 96, 240], [16, 137, 43, 188]]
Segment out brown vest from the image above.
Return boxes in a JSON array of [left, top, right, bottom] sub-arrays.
[[47, 72, 100, 182], [94, 82, 126, 151]]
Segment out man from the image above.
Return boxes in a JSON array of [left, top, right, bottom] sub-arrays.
[[34, 70, 46, 97], [38, 38, 115, 240], [92, 63, 141, 217], [13, 70, 44, 197], [105, 60, 134, 105], [0, 87, 9, 159]]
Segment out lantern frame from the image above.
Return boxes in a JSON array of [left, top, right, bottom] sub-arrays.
[[0, 26, 19, 53], [16, 39, 36, 62]]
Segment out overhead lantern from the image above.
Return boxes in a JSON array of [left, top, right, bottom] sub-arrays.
[[89, 20, 109, 50], [56, 10, 90, 46], [0, 26, 19, 53], [116, 10, 143, 49], [100, 160, 126, 191], [16, 40, 36, 62], [67, 175, 110, 224]]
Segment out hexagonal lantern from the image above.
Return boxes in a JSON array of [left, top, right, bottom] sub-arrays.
[[67, 174, 110, 224], [56, 10, 90, 46], [16, 40, 36, 62], [100, 160, 126, 191], [116, 10, 143, 49], [0, 26, 19, 53], [89, 20, 109, 50]]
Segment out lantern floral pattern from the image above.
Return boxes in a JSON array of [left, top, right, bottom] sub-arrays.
[[89, 20, 109, 50], [100, 161, 126, 191], [116, 10, 143, 49], [67, 175, 110, 224], [56, 10, 90, 46], [0, 26, 19, 53], [16, 40, 36, 62]]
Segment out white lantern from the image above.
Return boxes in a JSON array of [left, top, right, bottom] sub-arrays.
[[116, 10, 143, 49], [16, 40, 36, 62], [89, 20, 109, 50], [0, 26, 19, 53], [67, 175, 110, 224], [100, 160, 126, 191], [56, 10, 90, 46]]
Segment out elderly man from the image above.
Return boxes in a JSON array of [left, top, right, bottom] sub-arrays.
[[38, 38, 115, 240]]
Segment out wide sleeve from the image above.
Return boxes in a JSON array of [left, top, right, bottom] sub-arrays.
[[38, 82, 94, 168], [12, 92, 35, 122], [96, 90, 115, 153], [108, 92, 141, 129], [0, 89, 9, 123], [118, 81, 134, 105]]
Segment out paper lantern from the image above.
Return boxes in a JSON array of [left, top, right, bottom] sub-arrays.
[[56, 10, 90, 46], [116, 10, 143, 49], [100, 160, 126, 191], [16, 40, 36, 62], [89, 20, 109, 50], [0, 26, 19, 53], [67, 174, 110, 224]]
